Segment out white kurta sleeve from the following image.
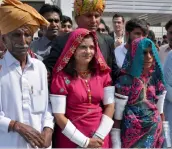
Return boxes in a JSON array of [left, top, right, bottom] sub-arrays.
[[43, 102, 54, 130], [41, 65, 54, 130], [0, 80, 11, 133], [164, 51, 172, 102]]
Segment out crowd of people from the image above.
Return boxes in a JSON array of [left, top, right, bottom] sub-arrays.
[[0, 0, 172, 148]]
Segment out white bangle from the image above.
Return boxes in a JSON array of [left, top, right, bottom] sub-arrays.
[[110, 128, 121, 148], [163, 121, 172, 148], [156, 91, 167, 114], [50, 94, 66, 113], [103, 86, 115, 105], [71, 129, 88, 147], [115, 95, 128, 120], [84, 138, 90, 148], [115, 93, 128, 99], [95, 114, 114, 140], [94, 114, 114, 140], [62, 120, 89, 147], [62, 120, 76, 139]]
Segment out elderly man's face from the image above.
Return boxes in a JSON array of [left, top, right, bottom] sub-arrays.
[[75, 11, 101, 31], [3, 26, 33, 58]]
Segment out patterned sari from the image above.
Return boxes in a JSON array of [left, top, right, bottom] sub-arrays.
[[116, 38, 166, 148]]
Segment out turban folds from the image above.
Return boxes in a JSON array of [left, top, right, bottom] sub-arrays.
[[0, 0, 49, 35], [74, 0, 105, 16]]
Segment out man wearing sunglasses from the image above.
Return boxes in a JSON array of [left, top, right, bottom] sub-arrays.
[[97, 19, 110, 35], [30, 4, 62, 59]]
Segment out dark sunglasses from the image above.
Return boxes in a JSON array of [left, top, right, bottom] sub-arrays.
[[47, 19, 60, 23], [97, 28, 106, 32]]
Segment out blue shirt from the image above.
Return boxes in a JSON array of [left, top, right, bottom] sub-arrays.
[[30, 36, 51, 59], [163, 50, 172, 102]]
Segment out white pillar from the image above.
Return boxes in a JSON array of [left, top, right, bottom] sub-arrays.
[[44, 0, 73, 19], [58, 0, 73, 18], [45, 0, 54, 5]]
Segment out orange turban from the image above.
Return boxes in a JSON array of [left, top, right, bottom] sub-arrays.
[[0, 0, 49, 35], [74, 0, 105, 16]]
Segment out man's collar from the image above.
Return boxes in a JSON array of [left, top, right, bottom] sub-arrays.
[[4, 51, 18, 67], [4, 50, 34, 69], [114, 31, 124, 37]]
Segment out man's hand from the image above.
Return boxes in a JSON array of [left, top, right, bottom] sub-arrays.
[[13, 121, 45, 148], [87, 138, 104, 148], [41, 127, 53, 148], [115, 38, 122, 47]]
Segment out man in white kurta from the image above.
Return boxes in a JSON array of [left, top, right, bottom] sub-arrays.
[[0, 51, 54, 148], [163, 51, 172, 146], [0, 0, 54, 148]]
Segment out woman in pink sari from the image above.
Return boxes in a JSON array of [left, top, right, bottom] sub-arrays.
[[50, 28, 115, 148]]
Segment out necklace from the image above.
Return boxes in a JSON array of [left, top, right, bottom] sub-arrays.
[[78, 70, 92, 103], [78, 70, 90, 79], [78, 70, 92, 104], [84, 79, 92, 104]]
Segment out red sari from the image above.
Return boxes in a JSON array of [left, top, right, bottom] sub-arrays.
[[51, 28, 112, 148]]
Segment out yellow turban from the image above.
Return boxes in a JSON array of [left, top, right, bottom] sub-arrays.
[[0, 0, 49, 35], [74, 0, 105, 16]]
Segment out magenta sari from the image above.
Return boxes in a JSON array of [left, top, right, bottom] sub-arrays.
[[51, 71, 111, 148], [51, 28, 112, 148]]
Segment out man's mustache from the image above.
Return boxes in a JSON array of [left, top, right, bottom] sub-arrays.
[[14, 44, 29, 49]]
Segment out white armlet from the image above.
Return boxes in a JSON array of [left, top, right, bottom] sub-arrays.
[[50, 94, 66, 113], [94, 114, 114, 140], [110, 128, 121, 149], [163, 121, 172, 148], [114, 93, 128, 120], [62, 120, 89, 147], [115, 93, 128, 100], [103, 86, 115, 105], [156, 91, 167, 114]]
